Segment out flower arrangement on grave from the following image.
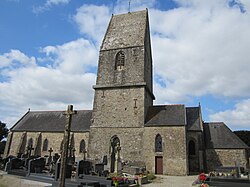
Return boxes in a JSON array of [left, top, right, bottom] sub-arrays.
[[111, 175, 129, 187], [199, 173, 207, 182], [192, 173, 209, 187], [112, 176, 119, 187]]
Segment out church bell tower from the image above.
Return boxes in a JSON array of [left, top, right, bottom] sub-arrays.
[[88, 9, 155, 164]]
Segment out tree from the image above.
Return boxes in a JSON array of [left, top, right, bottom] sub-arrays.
[[234, 130, 250, 147], [0, 121, 9, 154]]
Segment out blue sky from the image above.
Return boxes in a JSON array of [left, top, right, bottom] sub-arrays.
[[0, 0, 250, 131]]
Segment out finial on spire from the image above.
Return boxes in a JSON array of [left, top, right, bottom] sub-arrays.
[[128, 0, 131, 13]]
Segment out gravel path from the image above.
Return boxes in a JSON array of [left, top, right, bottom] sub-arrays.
[[0, 171, 198, 187], [144, 175, 198, 187]]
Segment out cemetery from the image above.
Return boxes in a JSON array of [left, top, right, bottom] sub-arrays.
[[1, 146, 151, 187], [0, 105, 249, 187], [0, 105, 151, 187]]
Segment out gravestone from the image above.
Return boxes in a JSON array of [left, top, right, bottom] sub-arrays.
[[10, 158, 24, 170], [122, 161, 146, 175], [55, 161, 72, 181], [77, 160, 92, 177], [53, 153, 60, 162], [28, 157, 45, 174], [7, 157, 28, 176], [95, 155, 109, 177]]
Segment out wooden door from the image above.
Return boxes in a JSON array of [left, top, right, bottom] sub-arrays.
[[155, 156, 163, 174]]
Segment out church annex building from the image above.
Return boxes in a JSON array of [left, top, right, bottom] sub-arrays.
[[4, 9, 249, 175]]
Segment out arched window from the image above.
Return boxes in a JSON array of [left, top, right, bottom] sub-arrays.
[[42, 138, 48, 151], [155, 134, 163, 152], [28, 138, 33, 148], [115, 51, 125, 71], [188, 140, 196, 156], [79, 139, 86, 153]]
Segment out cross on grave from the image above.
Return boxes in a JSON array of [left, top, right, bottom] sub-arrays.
[[27, 145, 34, 158], [49, 147, 53, 157], [58, 105, 77, 187], [48, 147, 53, 165]]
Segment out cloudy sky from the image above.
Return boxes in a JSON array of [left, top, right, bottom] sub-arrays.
[[0, 0, 250, 131]]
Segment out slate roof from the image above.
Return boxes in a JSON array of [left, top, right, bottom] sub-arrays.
[[101, 9, 148, 50], [11, 110, 92, 132], [203, 122, 249, 149], [186, 107, 202, 131], [145, 105, 186, 126]]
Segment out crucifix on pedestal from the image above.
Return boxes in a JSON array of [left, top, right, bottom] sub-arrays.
[[58, 105, 77, 187]]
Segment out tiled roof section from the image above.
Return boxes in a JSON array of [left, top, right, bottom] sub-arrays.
[[204, 122, 249, 149], [186, 107, 202, 131], [101, 10, 148, 50], [11, 110, 92, 132], [145, 105, 186, 126]]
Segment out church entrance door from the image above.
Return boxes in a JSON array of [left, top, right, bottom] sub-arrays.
[[155, 156, 163, 174]]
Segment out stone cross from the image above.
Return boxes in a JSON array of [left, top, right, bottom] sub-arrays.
[[58, 105, 77, 187], [27, 145, 34, 158], [48, 147, 53, 165]]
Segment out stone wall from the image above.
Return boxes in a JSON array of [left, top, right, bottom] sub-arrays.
[[143, 126, 188, 175], [8, 131, 89, 160], [96, 47, 145, 86], [88, 127, 144, 164], [8, 132, 25, 155], [186, 131, 205, 173], [92, 87, 146, 128], [206, 149, 248, 172]]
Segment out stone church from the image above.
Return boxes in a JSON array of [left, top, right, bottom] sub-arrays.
[[4, 9, 249, 175]]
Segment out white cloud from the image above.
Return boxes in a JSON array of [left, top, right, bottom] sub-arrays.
[[41, 38, 98, 74], [33, 0, 70, 13], [241, 0, 250, 10], [150, 0, 250, 104], [209, 99, 250, 130], [0, 38, 97, 128], [73, 5, 111, 44], [46, 0, 70, 6], [0, 49, 35, 68]]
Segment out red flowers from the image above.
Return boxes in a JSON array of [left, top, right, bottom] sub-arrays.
[[199, 172, 207, 182]]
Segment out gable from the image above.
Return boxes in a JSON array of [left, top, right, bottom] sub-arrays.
[[186, 107, 202, 131]]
